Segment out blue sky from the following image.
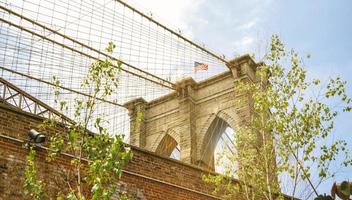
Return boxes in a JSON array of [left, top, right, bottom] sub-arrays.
[[130, 0, 352, 197]]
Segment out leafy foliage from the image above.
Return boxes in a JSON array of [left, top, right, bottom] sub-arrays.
[[24, 43, 132, 200], [204, 35, 352, 200], [24, 147, 45, 200]]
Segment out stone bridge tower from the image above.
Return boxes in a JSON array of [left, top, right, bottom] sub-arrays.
[[123, 55, 259, 169]]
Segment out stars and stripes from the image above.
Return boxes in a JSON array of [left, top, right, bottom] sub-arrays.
[[194, 61, 208, 72]]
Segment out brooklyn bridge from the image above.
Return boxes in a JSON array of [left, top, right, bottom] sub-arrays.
[[0, 1, 267, 199]]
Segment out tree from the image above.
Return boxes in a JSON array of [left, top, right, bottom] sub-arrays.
[[331, 181, 352, 200], [24, 42, 132, 200], [204, 35, 352, 200]]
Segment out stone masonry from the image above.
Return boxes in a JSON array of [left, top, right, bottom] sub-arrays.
[[124, 55, 259, 169]]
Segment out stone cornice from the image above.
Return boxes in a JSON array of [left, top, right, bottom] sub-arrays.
[[227, 54, 256, 69], [196, 70, 232, 89], [135, 71, 235, 108], [146, 91, 178, 108], [123, 55, 259, 110]]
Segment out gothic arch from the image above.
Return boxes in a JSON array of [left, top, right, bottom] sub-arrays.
[[196, 110, 238, 169], [155, 134, 178, 157], [151, 128, 180, 157]]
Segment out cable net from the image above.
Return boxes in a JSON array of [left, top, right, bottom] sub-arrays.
[[0, 0, 228, 140]]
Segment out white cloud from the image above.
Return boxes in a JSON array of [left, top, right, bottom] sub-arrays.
[[238, 20, 257, 30], [241, 36, 254, 46], [125, 0, 273, 58], [231, 36, 255, 55], [125, 0, 205, 38]]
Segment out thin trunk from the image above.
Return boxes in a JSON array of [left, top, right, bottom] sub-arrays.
[[291, 150, 299, 199], [77, 144, 82, 197], [261, 114, 273, 200], [288, 145, 318, 197]]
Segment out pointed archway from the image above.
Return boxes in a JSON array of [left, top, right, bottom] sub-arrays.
[[196, 111, 237, 170], [155, 133, 180, 160], [214, 126, 236, 173]]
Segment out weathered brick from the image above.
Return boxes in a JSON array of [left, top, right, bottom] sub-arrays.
[[0, 105, 223, 200]]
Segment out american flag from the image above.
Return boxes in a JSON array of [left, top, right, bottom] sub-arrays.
[[194, 62, 208, 72]]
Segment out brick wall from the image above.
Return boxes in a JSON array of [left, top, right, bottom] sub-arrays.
[[0, 104, 223, 200]]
